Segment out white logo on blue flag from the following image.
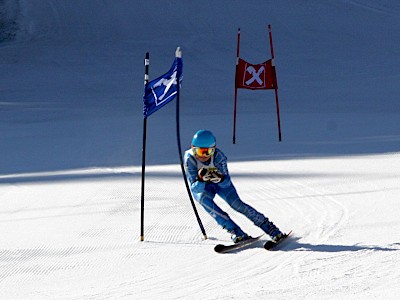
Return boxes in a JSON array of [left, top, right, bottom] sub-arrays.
[[151, 70, 178, 106], [143, 57, 183, 117]]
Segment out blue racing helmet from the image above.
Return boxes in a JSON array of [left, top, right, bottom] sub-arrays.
[[191, 130, 216, 148]]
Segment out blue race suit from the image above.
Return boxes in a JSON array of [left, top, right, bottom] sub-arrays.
[[184, 148, 269, 237]]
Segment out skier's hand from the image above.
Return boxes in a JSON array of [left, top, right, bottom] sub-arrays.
[[209, 171, 224, 183], [198, 168, 212, 182], [198, 168, 224, 183]]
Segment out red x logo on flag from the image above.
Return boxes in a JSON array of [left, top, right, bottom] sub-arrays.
[[235, 58, 277, 90]]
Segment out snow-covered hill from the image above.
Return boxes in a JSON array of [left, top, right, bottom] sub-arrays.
[[1, 1, 399, 299]]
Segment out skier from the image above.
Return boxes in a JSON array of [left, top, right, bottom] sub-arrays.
[[184, 129, 284, 244]]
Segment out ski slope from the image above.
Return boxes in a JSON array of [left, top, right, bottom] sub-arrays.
[[1, 1, 400, 299]]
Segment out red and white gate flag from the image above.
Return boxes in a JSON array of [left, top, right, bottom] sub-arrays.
[[235, 58, 277, 90]]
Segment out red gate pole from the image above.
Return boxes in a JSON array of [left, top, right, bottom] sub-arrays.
[[268, 24, 282, 142], [233, 28, 241, 144]]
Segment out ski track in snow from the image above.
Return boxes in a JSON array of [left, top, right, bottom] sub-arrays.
[[1, 159, 399, 299]]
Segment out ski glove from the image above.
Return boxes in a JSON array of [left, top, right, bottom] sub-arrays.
[[209, 172, 224, 183], [198, 168, 212, 182], [198, 168, 224, 183]]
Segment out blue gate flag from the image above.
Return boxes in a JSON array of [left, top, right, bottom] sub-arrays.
[[143, 56, 183, 118]]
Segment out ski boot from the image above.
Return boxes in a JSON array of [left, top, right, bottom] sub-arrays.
[[261, 219, 283, 243], [231, 232, 249, 244]]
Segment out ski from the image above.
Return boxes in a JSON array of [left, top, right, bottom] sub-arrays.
[[214, 235, 263, 253], [264, 230, 292, 250]]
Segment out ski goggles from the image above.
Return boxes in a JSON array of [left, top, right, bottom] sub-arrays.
[[192, 147, 215, 158]]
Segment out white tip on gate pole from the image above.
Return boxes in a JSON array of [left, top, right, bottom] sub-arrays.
[[176, 46, 182, 58]]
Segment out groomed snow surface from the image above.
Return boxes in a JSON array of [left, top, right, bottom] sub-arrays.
[[1, 1, 400, 299]]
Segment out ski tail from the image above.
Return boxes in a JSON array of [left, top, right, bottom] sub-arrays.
[[214, 235, 263, 253], [264, 230, 292, 250]]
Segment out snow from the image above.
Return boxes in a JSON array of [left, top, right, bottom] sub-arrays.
[[1, 0, 400, 299]]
